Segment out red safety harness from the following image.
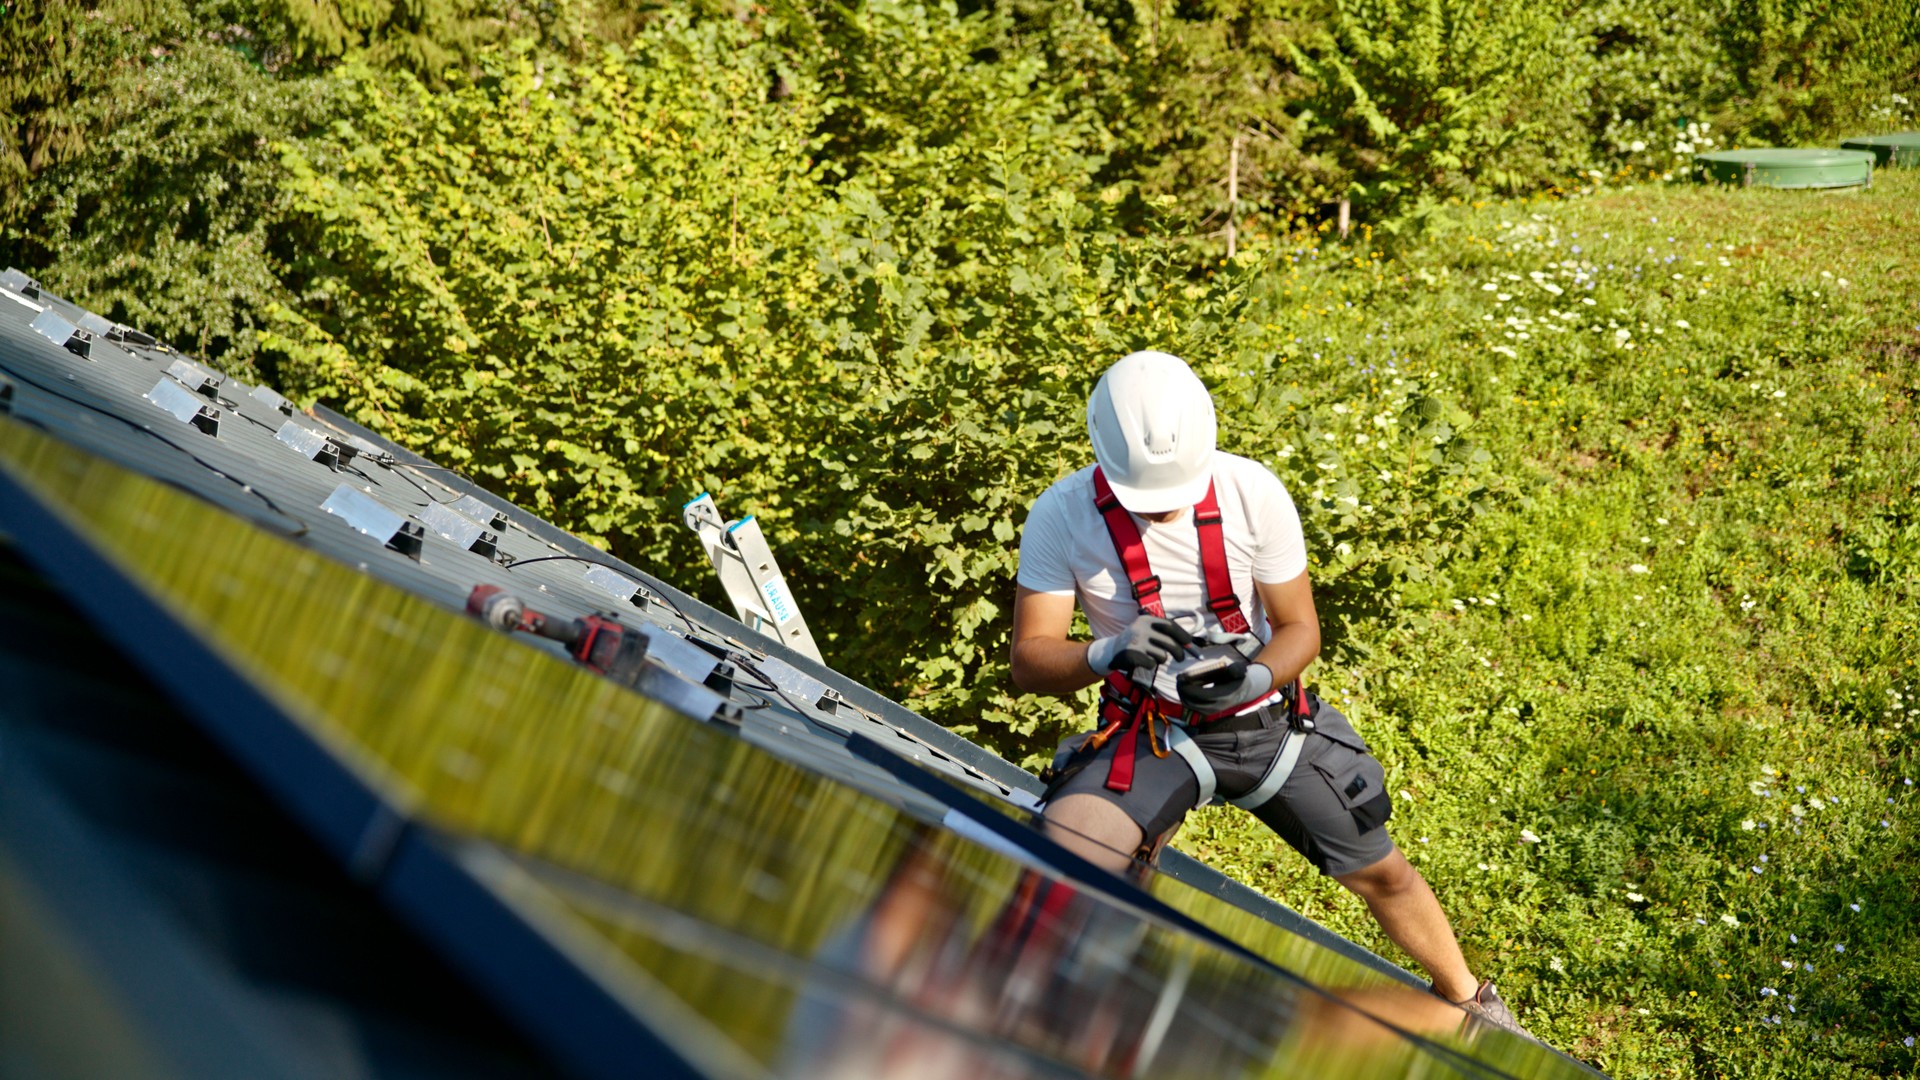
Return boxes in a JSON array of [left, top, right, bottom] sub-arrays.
[[1088, 467, 1309, 793]]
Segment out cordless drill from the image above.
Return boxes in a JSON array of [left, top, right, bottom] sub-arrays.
[[465, 584, 650, 685]]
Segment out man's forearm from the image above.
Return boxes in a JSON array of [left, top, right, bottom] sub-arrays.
[[1252, 620, 1319, 691], [1009, 637, 1104, 696]]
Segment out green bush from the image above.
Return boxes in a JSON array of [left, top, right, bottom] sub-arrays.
[[263, 11, 1182, 757], [0, 0, 337, 367], [1286, 0, 1586, 220], [263, 7, 1509, 761], [1102, 0, 1920, 228]]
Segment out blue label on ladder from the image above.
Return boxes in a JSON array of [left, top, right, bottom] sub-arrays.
[[761, 577, 797, 625]]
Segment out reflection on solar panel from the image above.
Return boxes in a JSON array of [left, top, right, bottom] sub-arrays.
[[0, 273, 1606, 1079]]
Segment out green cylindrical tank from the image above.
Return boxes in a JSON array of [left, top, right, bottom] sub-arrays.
[[1840, 133, 1920, 168], [1693, 148, 1875, 189]]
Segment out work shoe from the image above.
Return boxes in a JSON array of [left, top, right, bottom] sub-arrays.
[[1458, 980, 1533, 1039]]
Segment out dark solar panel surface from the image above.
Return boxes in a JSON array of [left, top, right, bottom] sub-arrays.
[[0, 270, 1606, 1079], [0, 546, 563, 1080]]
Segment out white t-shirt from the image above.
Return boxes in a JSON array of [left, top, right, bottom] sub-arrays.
[[1016, 453, 1308, 700]]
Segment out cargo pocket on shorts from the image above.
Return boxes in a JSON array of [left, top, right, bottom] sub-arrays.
[[1311, 745, 1393, 835]]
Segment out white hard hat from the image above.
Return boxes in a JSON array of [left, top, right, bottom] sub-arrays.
[[1086, 351, 1217, 513]]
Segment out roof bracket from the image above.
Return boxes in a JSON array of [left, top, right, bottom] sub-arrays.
[[275, 420, 340, 468], [31, 310, 77, 350], [1, 267, 41, 298], [166, 359, 223, 398], [145, 379, 221, 437], [387, 521, 426, 560], [320, 484, 423, 560], [249, 384, 295, 415]]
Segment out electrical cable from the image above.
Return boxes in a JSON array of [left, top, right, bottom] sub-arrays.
[[724, 654, 813, 717], [362, 457, 493, 508], [0, 361, 312, 537], [340, 458, 455, 508], [724, 659, 782, 694], [502, 554, 701, 633], [503, 553, 648, 577], [638, 585, 700, 634], [233, 407, 284, 435], [338, 462, 378, 485], [391, 465, 460, 504]]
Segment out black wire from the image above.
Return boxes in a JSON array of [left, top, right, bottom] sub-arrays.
[[336, 459, 453, 508], [639, 584, 700, 634], [245, 417, 453, 508], [383, 462, 459, 505], [0, 361, 311, 537], [356, 457, 482, 507], [725, 658, 782, 694], [725, 654, 813, 716], [502, 553, 701, 633], [234, 408, 284, 435], [503, 553, 635, 573]]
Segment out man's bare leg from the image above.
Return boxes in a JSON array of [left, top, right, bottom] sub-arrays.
[[1040, 794, 1143, 874], [1334, 849, 1478, 1003]]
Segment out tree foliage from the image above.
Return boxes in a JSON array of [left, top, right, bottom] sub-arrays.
[[2, 0, 1914, 753], [1099, 0, 1918, 229], [264, 12, 1141, 752]]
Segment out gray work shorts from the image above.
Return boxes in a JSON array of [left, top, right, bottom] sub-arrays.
[[1043, 695, 1396, 877]]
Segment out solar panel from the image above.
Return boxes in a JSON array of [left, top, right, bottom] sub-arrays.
[[0, 272, 1606, 1079]]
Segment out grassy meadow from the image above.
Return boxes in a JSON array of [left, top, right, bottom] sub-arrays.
[[1176, 170, 1919, 1078]]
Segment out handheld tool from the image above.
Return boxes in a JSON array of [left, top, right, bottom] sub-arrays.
[[466, 584, 651, 684]]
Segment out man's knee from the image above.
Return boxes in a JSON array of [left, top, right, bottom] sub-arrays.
[[1333, 848, 1420, 900], [1041, 793, 1143, 872]]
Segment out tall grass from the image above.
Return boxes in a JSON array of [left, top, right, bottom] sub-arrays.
[[1183, 171, 1919, 1076]]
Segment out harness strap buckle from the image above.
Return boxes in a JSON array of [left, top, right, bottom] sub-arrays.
[[1288, 679, 1316, 732]]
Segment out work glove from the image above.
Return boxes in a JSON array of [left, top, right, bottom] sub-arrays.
[[1177, 657, 1275, 713], [1086, 615, 1197, 677]]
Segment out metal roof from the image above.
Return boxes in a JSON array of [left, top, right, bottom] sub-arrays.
[[0, 268, 1605, 1079]]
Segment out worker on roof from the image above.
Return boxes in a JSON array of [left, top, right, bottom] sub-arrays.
[[1010, 350, 1531, 1038]]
